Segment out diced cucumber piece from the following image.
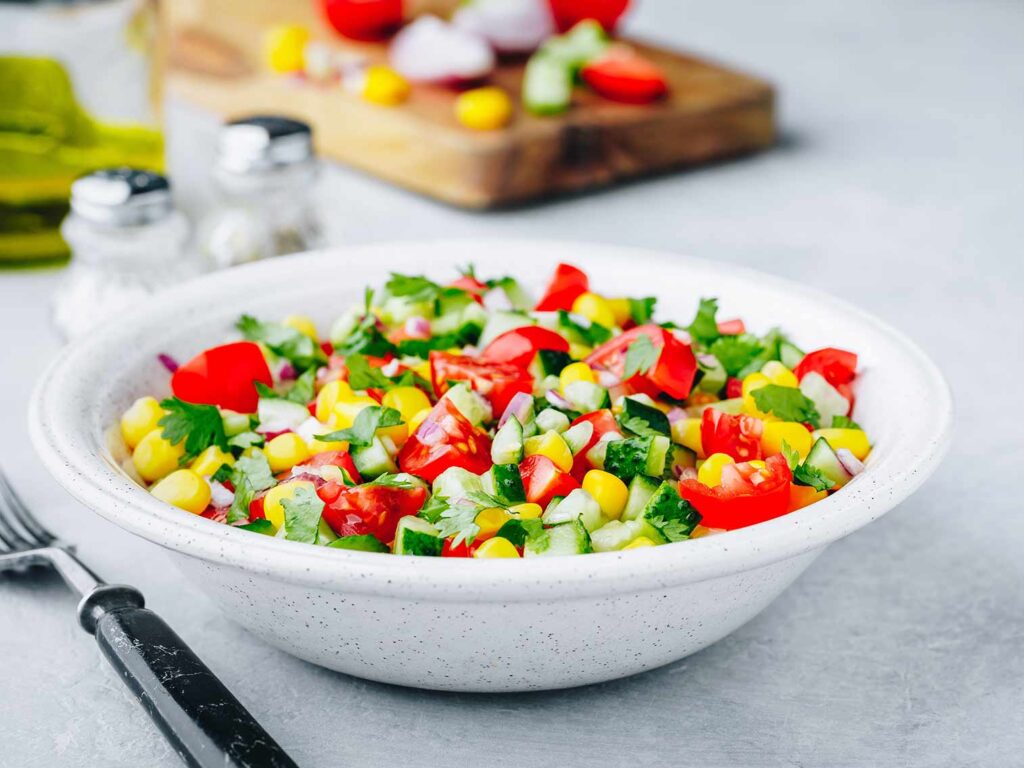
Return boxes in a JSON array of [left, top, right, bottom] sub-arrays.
[[328, 534, 389, 552], [444, 383, 491, 426], [707, 398, 744, 415], [534, 349, 572, 377], [799, 371, 851, 427], [491, 415, 525, 464], [525, 519, 593, 557], [490, 463, 526, 504], [523, 54, 573, 116], [315, 517, 338, 545], [350, 437, 397, 478], [584, 432, 622, 470], [590, 518, 659, 552], [478, 310, 533, 348], [562, 421, 594, 455], [779, 340, 805, 370], [542, 488, 603, 531], [432, 466, 484, 500], [803, 437, 853, 489], [329, 307, 362, 346], [257, 398, 309, 431], [618, 397, 670, 437], [665, 444, 697, 479], [535, 408, 571, 433], [621, 474, 660, 521], [697, 355, 728, 394], [564, 380, 609, 413], [393, 515, 443, 556], [538, 19, 610, 73], [604, 435, 671, 482], [220, 409, 251, 437], [639, 483, 701, 542], [379, 295, 432, 325]]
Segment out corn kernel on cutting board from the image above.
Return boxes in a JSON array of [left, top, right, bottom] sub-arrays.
[[165, 0, 775, 208]]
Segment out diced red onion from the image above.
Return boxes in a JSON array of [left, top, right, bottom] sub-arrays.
[[836, 448, 865, 476], [390, 16, 495, 84], [499, 391, 534, 427], [667, 407, 687, 424], [278, 362, 297, 381], [545, 389, 573, 410], [404, 316, 432, 339], [208, 480, 235, 508], [157, 353, 179, 373]]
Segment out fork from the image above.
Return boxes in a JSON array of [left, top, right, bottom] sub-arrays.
[[0, 468, 300, 768]]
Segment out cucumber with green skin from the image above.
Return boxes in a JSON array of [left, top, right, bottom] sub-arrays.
[[621, 474, 660, 521], [490, 463, 526, 504], [779, 340, 805, 370], [523, 54, 573, 116], [618, 397, 670, 437], [535, 349, 572, 377], [604, 435, 671, 482], [542, 488, 603, 531], [525, 518, 592, 557], [535, 408, 571, 434], [802, 437, 853, 489], [432, 466, 484, 500], [444, 383, 491, 426], [350, 437, 397, 479], [393, 516, 443, 556], [639, 483, 701, 542], [563, 380, 609, 413], [562, 421, 594, 455], [590, 518, 662, 552], [491, 415, 525, 465], [696, 355, 728, 394]]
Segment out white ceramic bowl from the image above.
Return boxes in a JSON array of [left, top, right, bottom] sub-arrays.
[[29, 240, 952, 692]]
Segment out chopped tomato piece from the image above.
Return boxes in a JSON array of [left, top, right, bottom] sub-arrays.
[[430, 351, 533, 417], [303, 450, 362, 484], [441, 537, 479, 558], [170, 341, 272, 414], [586, 324, 698, 400], [678, 454, 792, 529], [549, 0, 630, 32], [717, 318, 746, 335], [701, 409, 763, 462], [581, 47, 667, 104], [320, 483, 427, 543], [482, 326, 570, 369], [725, 377, 743, 399], [519, 454, 580, 508], [569, 409, 619, 480], [398, 397, 492, 483], [320, 0, 403, 41], [534, 263, 589, 312], [794, 348, 858, 387]]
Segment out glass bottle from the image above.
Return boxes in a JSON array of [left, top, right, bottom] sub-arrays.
[[51, 168, 193, 341], [199, 116, 324, 270]]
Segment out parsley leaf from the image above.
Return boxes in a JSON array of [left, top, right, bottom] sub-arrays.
[[158, 397, 228, 462], [435, 500, 481, 547], [385, 273, 444, 303], [494, 518, 546, 548], [687, 298, 720, 348], [280, 483, 325, 544], [645, 494, 701, 542], [622, 335, 660, 379], [709, 334, 765, 377], [315, 406, 403, 447], [780, 440, 800, 471], [628, 297, 657, 325], [227, 452, 276, 524], [255, 366, 317, 405], [794, 463, 836, 491], [333, 289, 398, 358], [417, 494, 449, 524], [238, 518, 276, 536], [345, 354, 394, 390], [558, 310, 612, 346], [368, 473, 415, 488], [751, 384, 821, 426], [236, 315, 326, 371], [210, 463, 234, 484], [832, 415, 862, 430]]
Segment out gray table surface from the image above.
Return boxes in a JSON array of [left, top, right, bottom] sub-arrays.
[[2, 1, 1022, 765]]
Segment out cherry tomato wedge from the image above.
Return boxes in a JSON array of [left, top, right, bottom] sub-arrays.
[[319, 482, 427, 542], [701, 408, 763, 462], [321, 0, 403, 41], [397, 397, 492, 483], [302, 450, 362, 484], [441, 537, 479, 558], [519, 454, 580, 508], [548, 0, 630, 32], [581, 47, 668, 104], [568, 409, 619, 480], [586, 324, 698, 400], [534, 263, 590, 312], [482, 326, 570, 369], [794, 347, 858, 387], [449, 274, 488, 304], [171, 341, 272, 414], [678, 454, 792, 530], [430, 351, 534, 417], [717, 318, 746, 335]]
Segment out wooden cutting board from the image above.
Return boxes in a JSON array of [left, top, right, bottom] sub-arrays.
[[164, 0, 775, 208]]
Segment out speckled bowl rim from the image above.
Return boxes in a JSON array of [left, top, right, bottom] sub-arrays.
[[29, 239, 953, 602]]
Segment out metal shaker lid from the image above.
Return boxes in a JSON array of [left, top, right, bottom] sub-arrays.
[[70, 168, 173, 227], [216, 115, 314, 175]]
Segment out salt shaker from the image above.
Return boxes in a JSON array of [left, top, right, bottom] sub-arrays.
[[51, 169, 193, 341], [199, 115, 324, 270]]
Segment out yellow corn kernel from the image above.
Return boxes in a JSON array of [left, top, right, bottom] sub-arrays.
[[524, 431, 574, 473], [624, 536, 656, 550], [697, 452, 735, 487], [761, 361, 798, 388], [282, 314, 318, 340], [475, 507, 512, 539], [120, 397, 166, 450], [363, 65, 411, 106], [473, 537, 521, 558], [761, 421, 813, 458], [407, 407, 433, 436], [671, 417, 704, 458], [509, 502, 543, 520], [331, 396, 377, 429], [189, 446, 235, 478], [149, 469, 211, 514], [382, 386, 432, 423], [377, 423, 408, 447], [607, 298, 633, 327], [455, 86, 512, 130], [306, 436, 349, 455], [582, 470, 629, 520], [559, 362, 596, 394], [315, 380, 353, 423], [264, 432, 310, 473], [132, 430, 186, 483], [571, 292, 616, 329], [264, 24, 309, 74], [262, 480, 314, 529], [568, 343, 592, 360], [812, 428, 871, 461]]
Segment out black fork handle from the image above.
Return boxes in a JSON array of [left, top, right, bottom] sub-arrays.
[[78, 585, 299, 768]]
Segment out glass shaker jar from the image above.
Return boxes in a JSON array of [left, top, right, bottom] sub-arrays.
[[199, 116, 325, 270], [51, 168, 194, 341]]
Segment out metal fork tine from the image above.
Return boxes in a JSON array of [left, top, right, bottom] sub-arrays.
[[0, 468, 54, 548]]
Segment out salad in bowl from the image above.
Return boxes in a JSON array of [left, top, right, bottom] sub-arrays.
[[119, 262, 871, 559]]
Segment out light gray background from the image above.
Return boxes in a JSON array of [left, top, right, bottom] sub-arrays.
[[2, 1, 1022, 765]]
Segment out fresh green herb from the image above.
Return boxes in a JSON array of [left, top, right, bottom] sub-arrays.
[[622, 335, 660, 379], [210, 463, 234, 484], [466, 490, 507, 509], [709, 334, 764, 376], [832, 415, 862, 430], [334, 289, 398, 358], [395, 327, 477, 359], [227, 431, 264, 450], [328, 534, 389, 552], [236, 314, 326, 371], [494, 518, 546, 548], [558, 310, 612, 346], [368, 473, 415, 488], [687, 298, 720, 348], [751, 384, 821, 426], [227, 452, 276, 524], [628, 297, 657, 325], [237, 518, 276, 536], [417, 494, 449, 525], [315, 406, 403, 447], [253, 366, 317, 405], [618, 397, 670, 437], [280, 484, 325, 544], [345, 354, 394, 390], [385, 273, 444, 303], [158, 397, 228, 462], [735, 328, 791, 379], [435, 500, 482, 547], [780, 440, 800, 471], [794, 463, 836, 492]]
